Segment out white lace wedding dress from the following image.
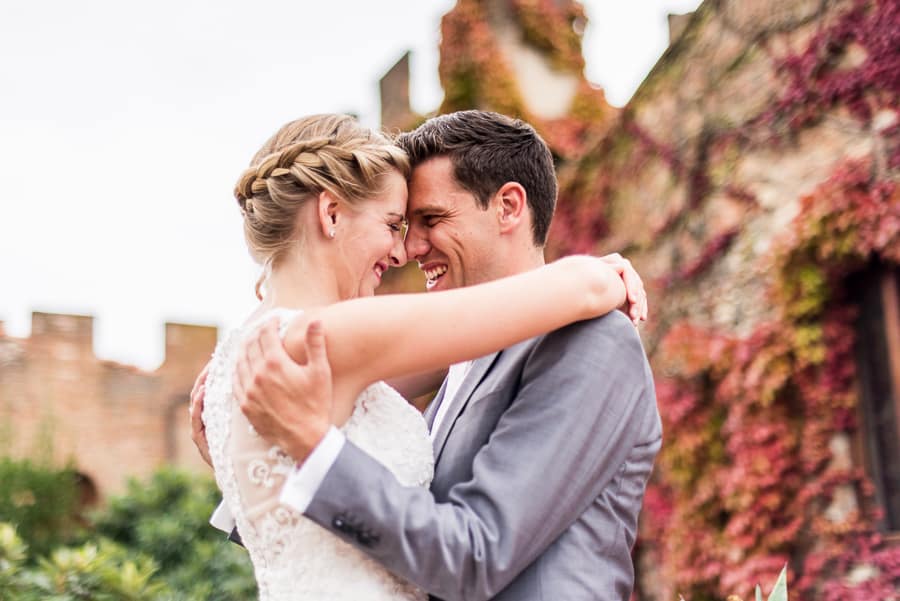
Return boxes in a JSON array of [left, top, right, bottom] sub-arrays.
[[203, 309, 434, 600]]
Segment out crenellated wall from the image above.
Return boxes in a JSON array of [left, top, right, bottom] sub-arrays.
[[0, 312, 216, 498]]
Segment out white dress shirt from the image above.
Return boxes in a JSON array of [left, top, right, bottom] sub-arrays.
[[429, 361, 472, 441]]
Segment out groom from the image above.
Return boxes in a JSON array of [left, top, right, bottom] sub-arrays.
[[200, 111, 661, 600]]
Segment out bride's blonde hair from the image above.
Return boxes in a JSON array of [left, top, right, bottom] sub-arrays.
[[234, 114, 410, 298]]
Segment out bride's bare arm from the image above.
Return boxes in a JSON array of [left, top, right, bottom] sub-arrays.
[[386, 369, 448, 400], [283, 255, 625, 408]]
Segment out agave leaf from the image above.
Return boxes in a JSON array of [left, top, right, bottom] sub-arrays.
[[767, 565, 788, 601]]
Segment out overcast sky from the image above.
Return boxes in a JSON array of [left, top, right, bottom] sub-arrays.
[[0, 0, 701, 369]]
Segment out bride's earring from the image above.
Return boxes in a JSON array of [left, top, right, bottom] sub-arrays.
[[329, 229, 336, 239]]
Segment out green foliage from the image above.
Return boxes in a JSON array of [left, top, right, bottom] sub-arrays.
[[0, 457, 81, 558], [91, 468, 216, 566], [90, 467, 256, 600], [0, 523, 29, 597], [26, 540, 167, 601], [1, 522, 170, 600], [160, 538, 259, 601], [0, 463, 255, 600]]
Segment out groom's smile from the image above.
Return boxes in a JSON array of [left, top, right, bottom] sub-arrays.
[[405, 157, 506, 293], [421, 263, 449, 289]]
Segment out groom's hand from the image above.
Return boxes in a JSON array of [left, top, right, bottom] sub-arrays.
[[600, 253, 648, 325], [234, 319, 333, 464]]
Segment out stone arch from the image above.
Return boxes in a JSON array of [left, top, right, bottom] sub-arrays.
[[73, 471, 99, 508]]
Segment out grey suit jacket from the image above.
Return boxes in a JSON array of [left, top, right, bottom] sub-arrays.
[[304, 311, 662, 600]]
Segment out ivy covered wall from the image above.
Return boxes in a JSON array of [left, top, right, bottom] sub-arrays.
[[434, 0, 900, 599]]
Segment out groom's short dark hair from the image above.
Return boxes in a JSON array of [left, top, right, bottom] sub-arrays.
[[397, 110, 557, 246]]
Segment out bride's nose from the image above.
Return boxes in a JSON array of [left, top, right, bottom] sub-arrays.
[[389, 237, 407, 266]]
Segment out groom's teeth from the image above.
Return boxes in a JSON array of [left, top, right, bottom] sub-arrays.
[[424, 265, 448, 280]]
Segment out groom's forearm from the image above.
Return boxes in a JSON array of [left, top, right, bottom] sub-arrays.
[[303, 442, 518, 600]]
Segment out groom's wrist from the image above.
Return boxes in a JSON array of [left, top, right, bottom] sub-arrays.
[[279, 427, 346, 513], [283, 419, 330, 465]]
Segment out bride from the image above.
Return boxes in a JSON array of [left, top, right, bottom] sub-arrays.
[[199, 114, 645, 600]]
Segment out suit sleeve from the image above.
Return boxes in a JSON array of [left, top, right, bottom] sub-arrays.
[[302, 312, 659, 600]]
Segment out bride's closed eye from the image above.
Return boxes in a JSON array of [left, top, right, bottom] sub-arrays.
[[388, 219, 408, 240]]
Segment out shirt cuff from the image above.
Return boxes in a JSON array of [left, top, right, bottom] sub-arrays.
[[209, 500, 236, 534], [279, 426, 346, 513]]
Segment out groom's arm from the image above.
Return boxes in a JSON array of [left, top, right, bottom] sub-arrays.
[[288, 313, 661, 600]]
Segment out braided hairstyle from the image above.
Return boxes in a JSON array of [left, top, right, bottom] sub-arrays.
[[234, 114, 410, 298]]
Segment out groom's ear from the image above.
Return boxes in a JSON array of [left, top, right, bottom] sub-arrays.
[[316, 191, 341, 238], [494, 181, 527, 236]]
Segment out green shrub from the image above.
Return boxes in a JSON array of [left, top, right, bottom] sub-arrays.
[[90, 467, 256, 600], [0, 462, 256, 600], [0, 458, 81, 557], [0, 522, 29, 597], [26, 540, 168, 601], [0, 522, 170, 601]]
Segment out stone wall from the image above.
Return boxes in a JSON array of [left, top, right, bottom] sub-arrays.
[[0, 312, 216, 498], [555, 0, 895, 345]]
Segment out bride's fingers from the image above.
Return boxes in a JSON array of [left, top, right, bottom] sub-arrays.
[[190, 363, 209, 407], [621, 262, 641, 302], [632, 289, 647, 323], [190, 387, 204, 428], [622, 268, 647, 323]]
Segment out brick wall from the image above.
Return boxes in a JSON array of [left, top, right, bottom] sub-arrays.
[[0, 312, 216, 498]]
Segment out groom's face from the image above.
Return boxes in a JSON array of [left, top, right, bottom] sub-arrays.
[[404, 157, 502, 292]]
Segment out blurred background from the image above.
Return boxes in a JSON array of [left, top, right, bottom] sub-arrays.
[[1, 0, 898, 599], [0, 0, 697, 370]]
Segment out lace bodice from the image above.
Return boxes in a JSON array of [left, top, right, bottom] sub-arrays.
[[203, 309, 434, 600]]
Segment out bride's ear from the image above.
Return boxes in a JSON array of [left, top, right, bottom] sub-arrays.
[[316, 191, 340, 239]]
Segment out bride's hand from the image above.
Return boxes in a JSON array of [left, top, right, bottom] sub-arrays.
[[234, 319, 334, 463], [600, 253, 648, 325], [189, 362, 212, 468]]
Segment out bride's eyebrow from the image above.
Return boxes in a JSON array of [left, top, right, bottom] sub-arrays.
[[386, 212, 406, 221]]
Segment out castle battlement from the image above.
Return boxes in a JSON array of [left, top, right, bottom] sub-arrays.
[[0, 311, 217, 498]]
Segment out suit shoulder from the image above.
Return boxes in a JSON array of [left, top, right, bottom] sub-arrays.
[[517, 312, 648, 382], [547, 310, 642, 350]]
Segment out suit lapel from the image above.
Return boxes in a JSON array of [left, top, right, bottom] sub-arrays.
[[432, 351, 501, 465]]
